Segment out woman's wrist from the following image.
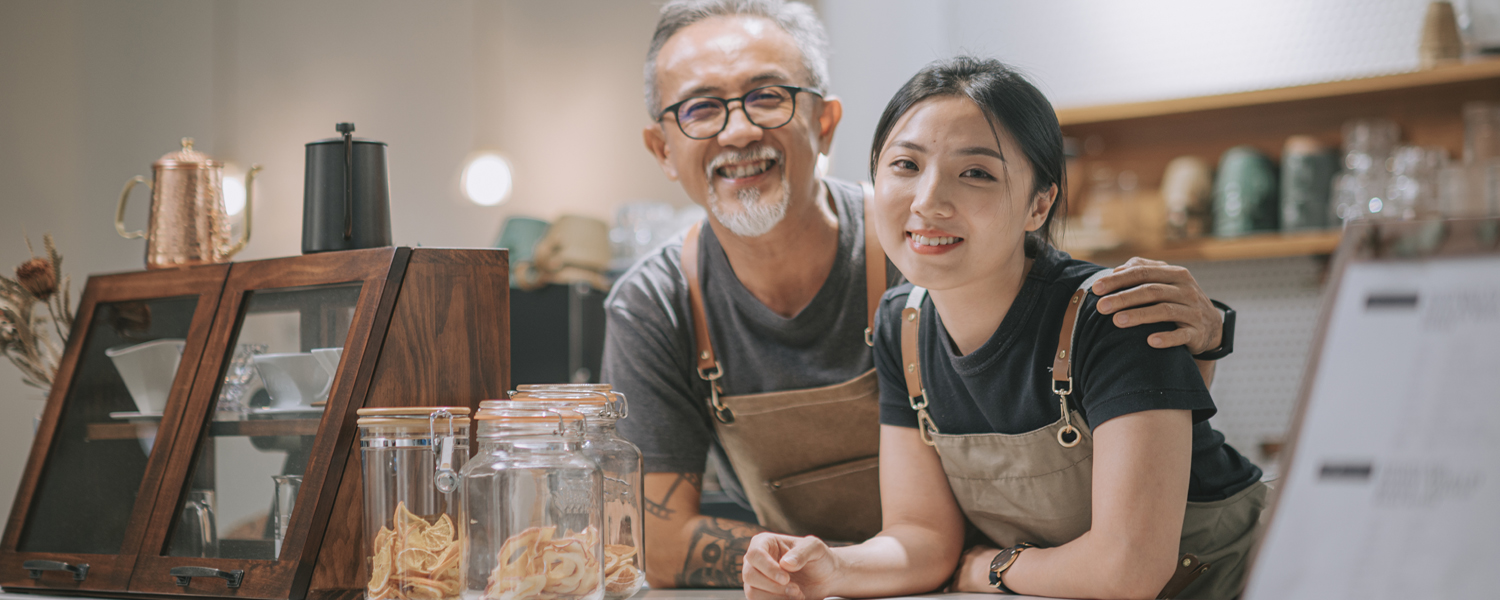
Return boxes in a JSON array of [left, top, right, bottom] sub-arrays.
[[953, 545, 1002, 593]]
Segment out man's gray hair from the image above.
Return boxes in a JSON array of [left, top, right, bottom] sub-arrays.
[[643, 0, 830, 118]]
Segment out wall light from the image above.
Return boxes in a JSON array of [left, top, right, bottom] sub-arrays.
[[462, 152, 513, 206], [223, 173, 247, 216]]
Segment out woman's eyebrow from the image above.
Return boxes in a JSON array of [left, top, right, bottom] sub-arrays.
[[893, 140, 926, 152], [958, 146, 1005, 160]]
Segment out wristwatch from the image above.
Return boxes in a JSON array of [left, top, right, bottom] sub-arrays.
[[1192, 300, 1235, 361], [988, 542, 1034, 593]]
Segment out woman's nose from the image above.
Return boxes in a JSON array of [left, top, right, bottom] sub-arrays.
[[909, 172, 952, 218]]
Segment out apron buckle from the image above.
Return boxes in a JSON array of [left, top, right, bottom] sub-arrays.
[[708, 382, 735, 424]]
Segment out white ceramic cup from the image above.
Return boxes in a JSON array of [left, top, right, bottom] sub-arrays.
[[310, 347, 343, 402], [106, 339, 187, 414], [252, 353, 329, 408]]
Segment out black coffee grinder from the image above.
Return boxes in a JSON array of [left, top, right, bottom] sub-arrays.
[[302, 122, 392, 253]]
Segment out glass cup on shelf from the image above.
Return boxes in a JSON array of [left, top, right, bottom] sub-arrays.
[[216, 343, 267, 421]]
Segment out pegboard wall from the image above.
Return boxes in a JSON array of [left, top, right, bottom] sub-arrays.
[[1184, 256, 1329, 477]]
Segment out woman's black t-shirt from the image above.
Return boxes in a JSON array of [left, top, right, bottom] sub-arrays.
[[873, 244, 1262, 501]]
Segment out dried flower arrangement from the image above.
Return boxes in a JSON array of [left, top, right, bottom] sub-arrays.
[[0, 235, 75, 390]]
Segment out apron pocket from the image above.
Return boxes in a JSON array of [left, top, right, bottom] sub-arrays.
[[765, 456, 882, 542]]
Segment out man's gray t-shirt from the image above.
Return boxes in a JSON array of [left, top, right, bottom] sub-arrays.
[[601, 178, 881, 509]]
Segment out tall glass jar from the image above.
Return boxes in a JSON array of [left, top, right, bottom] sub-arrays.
[[464, 406, 603, 600], [508, 387, 644, 598], [357, 407, 471, 600]]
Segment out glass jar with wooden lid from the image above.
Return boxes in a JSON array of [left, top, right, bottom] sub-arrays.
[[504, 386, 644, 598], [357, 407, 471, 600], [463, 405, 603, 600]]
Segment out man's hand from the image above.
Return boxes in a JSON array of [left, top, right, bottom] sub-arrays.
[[1091, 257, 1223, 355], [743, 533, 842, 600], [643, 472, 767, 588]]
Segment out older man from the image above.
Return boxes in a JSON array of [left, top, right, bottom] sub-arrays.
[[602, 0, 1234, 589]]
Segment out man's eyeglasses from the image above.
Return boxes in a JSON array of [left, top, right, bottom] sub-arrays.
[[657, 85, 823, 140]]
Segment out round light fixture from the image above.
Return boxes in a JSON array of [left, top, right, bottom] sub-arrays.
[[462, 152, 513, 206], [223, 173, 247, 216]]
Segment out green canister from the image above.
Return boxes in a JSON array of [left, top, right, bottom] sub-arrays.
[[1214, 146, 1279, 237]]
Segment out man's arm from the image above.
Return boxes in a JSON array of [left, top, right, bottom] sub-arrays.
[[644, 471, 767, 588], [1090, 257, 1224, 386]]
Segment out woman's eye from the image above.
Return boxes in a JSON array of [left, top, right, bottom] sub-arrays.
[[961, 168, 995, 180], [890, 159, 918, 171]]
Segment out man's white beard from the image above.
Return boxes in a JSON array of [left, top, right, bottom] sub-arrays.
[[707, 164, 789, 238]]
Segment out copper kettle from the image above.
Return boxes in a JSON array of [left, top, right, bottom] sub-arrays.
[[116, 138, 261, 269]]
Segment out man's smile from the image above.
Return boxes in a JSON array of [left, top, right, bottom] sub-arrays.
[[715, 158, 777, 181]]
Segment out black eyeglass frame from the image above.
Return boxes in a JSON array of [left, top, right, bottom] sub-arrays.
[[656, 85, 825, 140]]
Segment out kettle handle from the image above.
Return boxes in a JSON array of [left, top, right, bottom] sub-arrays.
[[223, 165, 261, 258], [116, 176, 150, 239]]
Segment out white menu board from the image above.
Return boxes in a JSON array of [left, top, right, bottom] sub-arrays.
[[1244, 255, 1500, 600]]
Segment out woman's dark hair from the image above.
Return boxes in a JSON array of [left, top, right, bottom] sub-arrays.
[[869, 56, 1067, 250]]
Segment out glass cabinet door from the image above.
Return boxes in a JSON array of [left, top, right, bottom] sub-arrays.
[[130, 249, 400, 598], [0, 265, 228, 592]]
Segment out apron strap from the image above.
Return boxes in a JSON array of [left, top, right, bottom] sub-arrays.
[[900, 287, 936, 444], [681, 222, 721, 381], [1052, 269, 1112, 394], [861, 181, 884, 346]]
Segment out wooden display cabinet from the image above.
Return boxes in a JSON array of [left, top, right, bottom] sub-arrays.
[[1, 248, 509, 600]]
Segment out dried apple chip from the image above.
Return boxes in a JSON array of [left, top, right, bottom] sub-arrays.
[[369, 503, 461, 600]]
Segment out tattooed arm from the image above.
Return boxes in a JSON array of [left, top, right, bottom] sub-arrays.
[[643, 472, 767, 588]]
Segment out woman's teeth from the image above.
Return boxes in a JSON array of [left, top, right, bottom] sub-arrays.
[[717, 160, 774, 179], [911, 233, 960, 246]]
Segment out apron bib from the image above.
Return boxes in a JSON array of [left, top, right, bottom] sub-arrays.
[[901, 277, 1269, 599], [678, 182, 885, 542]]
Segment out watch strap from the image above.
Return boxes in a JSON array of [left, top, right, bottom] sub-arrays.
[[988, 543, 1034, 593], [1192, 299, 1235, 361]]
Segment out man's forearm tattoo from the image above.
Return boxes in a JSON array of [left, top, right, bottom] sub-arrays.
[[676, 517, 762, 588], [645, 472, 701, 519]]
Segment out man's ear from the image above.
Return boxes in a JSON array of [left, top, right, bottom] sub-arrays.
[[1024, 183, 1058, 232], [643, 124, 679, 181], [815, 96, 843, 155]]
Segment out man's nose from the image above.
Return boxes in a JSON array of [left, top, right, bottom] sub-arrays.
[[716, 104, 763, 147]]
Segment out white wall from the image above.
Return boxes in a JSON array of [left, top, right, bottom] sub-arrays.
[[823, 0, 1434, 183], [0, 0, 685, 523]]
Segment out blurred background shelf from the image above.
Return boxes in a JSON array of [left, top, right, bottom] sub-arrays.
[[1074, 229, 1344, 264], [1057, 59, 1500, 126]]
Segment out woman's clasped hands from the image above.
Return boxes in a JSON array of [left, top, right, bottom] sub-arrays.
[[743, 532, 843, 600]]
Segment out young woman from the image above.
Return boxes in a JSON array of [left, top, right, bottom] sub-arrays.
[[742, 57, 1267, 600]]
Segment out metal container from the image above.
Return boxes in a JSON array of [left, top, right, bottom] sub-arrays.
[[358, 407, 470, 600], [508, 386, 644, 599], [116, 138, 259, 269], [463, 406, 603, 600], [303, 122, 392, 253]]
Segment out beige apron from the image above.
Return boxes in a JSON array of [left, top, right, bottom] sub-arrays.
[[899, 275, 1269, 599], [678, 182, 885, 543]]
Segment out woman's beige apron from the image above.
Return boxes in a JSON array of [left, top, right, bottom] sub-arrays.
[[899, 275, 1269, 599], [678, 183, 885, 543]]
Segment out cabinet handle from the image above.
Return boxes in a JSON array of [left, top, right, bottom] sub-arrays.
[[169, 566, 244, 589], [23, 560, 89, 581]]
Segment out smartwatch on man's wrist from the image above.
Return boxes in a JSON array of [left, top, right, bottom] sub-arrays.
[[1192, 299, 1235, 361], [988, 543, 1034, 593]]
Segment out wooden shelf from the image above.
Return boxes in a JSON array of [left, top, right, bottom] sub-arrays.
[[87, 417, 322, 441], [1074, 229, 1343, 264], [1057, 58, 1500, 125]]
